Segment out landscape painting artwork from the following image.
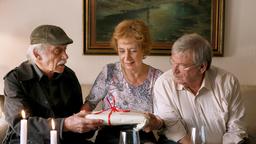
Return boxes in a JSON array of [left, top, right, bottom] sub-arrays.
[[84, 0, 224, 56]]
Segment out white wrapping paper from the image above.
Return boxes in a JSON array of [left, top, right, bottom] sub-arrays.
[[85, 110, 148, 130]]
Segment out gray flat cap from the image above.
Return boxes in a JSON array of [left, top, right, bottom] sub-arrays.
[[30, 25, 73, 45]]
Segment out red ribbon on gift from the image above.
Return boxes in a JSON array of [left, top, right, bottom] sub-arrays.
[[94, 95, 130, 126]]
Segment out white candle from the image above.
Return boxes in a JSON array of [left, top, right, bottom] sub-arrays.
[[50, 119, 57, 144], [191, 127, 196, 144], [20, 110, 27, 144]]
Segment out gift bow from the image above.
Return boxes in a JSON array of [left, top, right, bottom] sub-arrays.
[[94, 95, 130, 126]]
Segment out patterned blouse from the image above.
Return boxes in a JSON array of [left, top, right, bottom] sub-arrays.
[[85, 62, 163, 113]]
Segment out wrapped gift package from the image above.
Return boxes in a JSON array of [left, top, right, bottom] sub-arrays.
[[85, 109, 148, 130]]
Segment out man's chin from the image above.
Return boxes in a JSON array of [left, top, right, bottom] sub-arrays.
[[174, 78, 184, 84]]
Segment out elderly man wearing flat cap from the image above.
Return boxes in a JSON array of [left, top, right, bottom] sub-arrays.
[[3, 25, 103, 144]]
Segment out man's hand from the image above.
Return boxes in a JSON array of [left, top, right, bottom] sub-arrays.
[[63, 110, 103, 133], [143, 112, 164, 133]]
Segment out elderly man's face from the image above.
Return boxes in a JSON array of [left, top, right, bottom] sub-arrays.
[[170, 51, 202, 87], [36, 45, 68, 76]]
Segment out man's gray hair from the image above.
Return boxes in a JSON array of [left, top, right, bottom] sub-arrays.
[[26, 43, 47, 63], [172, 33, 213, 70]]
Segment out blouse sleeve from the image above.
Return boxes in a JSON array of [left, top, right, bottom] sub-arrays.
[[84, 64, 111, 110]]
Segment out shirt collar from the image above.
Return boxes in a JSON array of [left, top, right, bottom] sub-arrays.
[[32, 63, 44, 80], [32, 63, 62, 81], [201, 71, 211, 90]]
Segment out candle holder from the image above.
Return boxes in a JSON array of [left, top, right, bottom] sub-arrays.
[[190, 126, 206, 144], [119, 129, 140, 144]]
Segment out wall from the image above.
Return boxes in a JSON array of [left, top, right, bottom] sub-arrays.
[[0, 0, 256, 95]]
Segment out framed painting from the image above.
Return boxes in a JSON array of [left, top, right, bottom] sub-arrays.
[[83, 0, 224, 56]]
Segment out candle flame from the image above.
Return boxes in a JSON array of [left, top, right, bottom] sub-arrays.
[[51, 119, 55, 130], [21, 110, 26, 119]]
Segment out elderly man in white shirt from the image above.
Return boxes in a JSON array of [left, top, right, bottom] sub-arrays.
[[144, 33, 248, 144]]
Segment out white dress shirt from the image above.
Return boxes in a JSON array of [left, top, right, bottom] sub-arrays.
[[153, 66, 247, 144]]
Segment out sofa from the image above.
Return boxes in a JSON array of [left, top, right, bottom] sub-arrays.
[[0, 84, 256, 143]]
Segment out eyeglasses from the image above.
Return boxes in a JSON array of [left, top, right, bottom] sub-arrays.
[[170, 59, 198, 71]]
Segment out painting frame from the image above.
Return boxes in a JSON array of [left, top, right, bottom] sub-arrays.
[[83, 0, 225, 56]]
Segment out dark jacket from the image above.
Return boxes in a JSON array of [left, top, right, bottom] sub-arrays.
[[3, 61, 94, 144]]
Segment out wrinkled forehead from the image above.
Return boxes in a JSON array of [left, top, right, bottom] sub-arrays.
[[40, 45, 68, 56]]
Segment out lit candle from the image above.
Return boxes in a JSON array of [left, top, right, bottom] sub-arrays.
[[20, 110, 27, 144], [50, 119, 57, 144]]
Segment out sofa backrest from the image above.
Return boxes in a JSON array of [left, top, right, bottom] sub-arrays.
[[0, 85, 255, 138], [241, 85, 256, 137], [0, 95, 4, 117], [81, 84, 92, 100]]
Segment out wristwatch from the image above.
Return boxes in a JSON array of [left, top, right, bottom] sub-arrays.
[[238, 137, 249, 144]]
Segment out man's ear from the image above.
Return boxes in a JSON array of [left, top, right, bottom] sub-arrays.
[[33, 49, 41, 60], [199, 63, 207, 74]]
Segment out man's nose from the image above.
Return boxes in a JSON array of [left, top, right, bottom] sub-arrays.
[[172, 64, 180, 74], [62, 51, 69, 59]]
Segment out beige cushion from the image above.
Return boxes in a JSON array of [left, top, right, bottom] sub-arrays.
[[0, 95, 7, 143], [81, 84, 92, 101], [241, 85, 256, 137], [0, 117, 7, 143], [0, 95, 4, 118]]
